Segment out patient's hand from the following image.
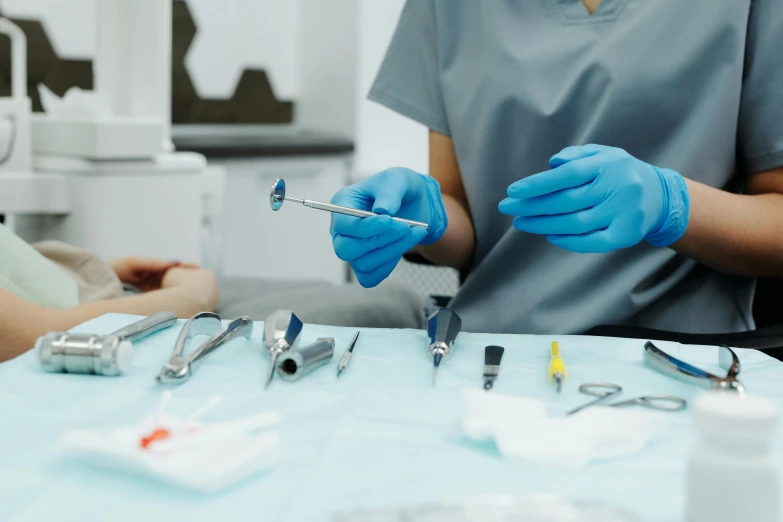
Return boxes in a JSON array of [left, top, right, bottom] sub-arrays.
[[108, 257, 193, 292], [161, 267, 219, 312]]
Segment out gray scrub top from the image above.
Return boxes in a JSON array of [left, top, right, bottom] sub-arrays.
[[369, 0, 783, 335]]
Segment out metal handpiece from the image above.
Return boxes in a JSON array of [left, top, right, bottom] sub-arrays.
[[427, 308, 462, 385], [277, 337, 335, 382], [157, 313, 254, 384], [644, 342, 745, 394], [37, 312, 178, 376], [262, 309, 303, 388], [269, 178, 429, 230], [336, 331, 360, 379]]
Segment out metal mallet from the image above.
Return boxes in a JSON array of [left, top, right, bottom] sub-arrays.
[[37, 312, 178, 376], [262, 309, 304, 388], [269, 178, 429, 230]]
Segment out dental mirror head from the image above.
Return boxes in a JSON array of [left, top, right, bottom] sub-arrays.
[[270, 178, 286, 211]]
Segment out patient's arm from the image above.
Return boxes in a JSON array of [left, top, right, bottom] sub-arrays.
[[0, 267, 218, 362]]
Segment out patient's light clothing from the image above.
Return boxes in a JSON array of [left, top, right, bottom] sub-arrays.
[[33, 241, 125, 303], [0, 224, 78, 308]]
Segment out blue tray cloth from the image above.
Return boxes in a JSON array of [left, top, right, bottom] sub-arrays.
[[1, 313, 782, 522]]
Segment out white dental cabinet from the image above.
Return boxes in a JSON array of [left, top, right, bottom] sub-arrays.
[[173, 126, 354, 285], [2, 128, 353, 286]]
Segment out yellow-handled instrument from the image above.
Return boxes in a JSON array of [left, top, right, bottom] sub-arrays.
[[549, 341, 566, 393]]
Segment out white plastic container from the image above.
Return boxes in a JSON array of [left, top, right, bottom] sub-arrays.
[[687, 392, 779, 522]]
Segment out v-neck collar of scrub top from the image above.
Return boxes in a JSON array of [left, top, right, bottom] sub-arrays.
[[552, 0, 627, 24]]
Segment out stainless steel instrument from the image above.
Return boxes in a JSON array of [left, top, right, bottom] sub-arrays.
[[37, 312, 177, 376], [427, 308, 462, 385], [262, 309, 303, 388], [567, 382, 688, 416], [336, 331, 360, 379], [483, 345, 504, 391], [644, 341, 745, 394], [277, 337, 335, 382], [157, 313, 254, 384], [269, 178, 429, 230]]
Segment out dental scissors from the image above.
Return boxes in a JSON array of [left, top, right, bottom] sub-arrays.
[[566, 382, 687, 415]]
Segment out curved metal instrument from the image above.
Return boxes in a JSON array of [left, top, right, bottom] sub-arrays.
[[567, 382, 687, 416], [157, 313, 254, 384], [644, 341, 745, 394]]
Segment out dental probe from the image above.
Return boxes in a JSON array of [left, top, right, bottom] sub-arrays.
[[336, 331, 360, 379], [269, 178, 429, 230]]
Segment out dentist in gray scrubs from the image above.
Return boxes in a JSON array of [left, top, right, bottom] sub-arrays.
[[328, 0, 783, 334]]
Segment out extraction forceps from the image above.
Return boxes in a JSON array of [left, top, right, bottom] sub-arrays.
[[567, 382, 687, 416], [157, 313, 254, 384], [269, 178, 429, 230], [644, 341, 745, 394]]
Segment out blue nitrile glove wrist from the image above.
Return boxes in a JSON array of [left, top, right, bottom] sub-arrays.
[[329, 168, 447, 287], [498, 144, 690, 254], [419, 174, 448, 245], [644, 167, 690, 247]]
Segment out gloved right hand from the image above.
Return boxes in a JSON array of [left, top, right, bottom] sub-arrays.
[[330, 168, 448, 288]]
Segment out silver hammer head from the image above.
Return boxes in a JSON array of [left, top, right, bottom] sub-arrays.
[[37, 332, 133, 376]]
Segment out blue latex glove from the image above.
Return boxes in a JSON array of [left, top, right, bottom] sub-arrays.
[[498, 144, 690, 253], [330, 168, 448, 287]]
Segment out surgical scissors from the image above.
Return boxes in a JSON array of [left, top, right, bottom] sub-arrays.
[[566, 382, 687, 416]]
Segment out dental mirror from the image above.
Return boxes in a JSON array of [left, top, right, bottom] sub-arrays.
[[268, 178, 429, 230]]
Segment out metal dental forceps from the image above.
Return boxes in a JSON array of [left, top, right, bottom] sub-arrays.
[[644, 341, 745, 394], [157, 312, 254, 384], [566, 382, 687, 416]]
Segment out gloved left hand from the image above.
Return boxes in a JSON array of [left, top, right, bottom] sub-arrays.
[[498, 144, 690, 253]]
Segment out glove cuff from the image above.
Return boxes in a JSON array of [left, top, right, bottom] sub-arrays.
[[420, 174, 448, 245], [645, 167, 690, 247]]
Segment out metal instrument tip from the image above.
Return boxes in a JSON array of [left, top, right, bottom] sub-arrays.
[[336, 368, 343, 379], [264, 354, 278, 389], [555, 375, 563, 394], [484, 380, 492, 391], [432, 353, 442, 385]]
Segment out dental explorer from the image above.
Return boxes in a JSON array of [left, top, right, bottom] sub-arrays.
[[428, 308, 462, 385], [262, 309, 303, 388], [336, 331, 360, 379], [37, 312, 178, 376], [269, 178, 429, 230]]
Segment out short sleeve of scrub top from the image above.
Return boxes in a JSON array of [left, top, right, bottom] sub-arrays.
[[738, 0, 783, 174], [368, 0, 449, 137], [368, 0, 780, 335]]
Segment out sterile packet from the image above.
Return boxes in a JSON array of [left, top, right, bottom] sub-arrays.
[[58, 393, 281, 493]]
